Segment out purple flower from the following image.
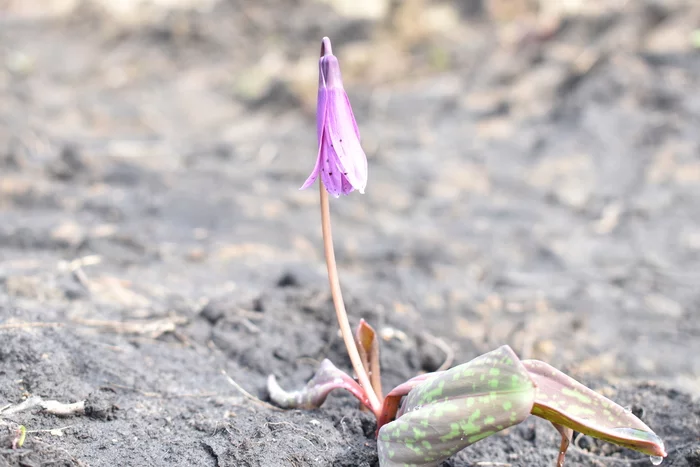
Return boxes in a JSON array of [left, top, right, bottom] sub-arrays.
[[300, 37, 368, 197]]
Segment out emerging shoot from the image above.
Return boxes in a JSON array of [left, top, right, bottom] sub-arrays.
[[299, 36, 380, 415], [268, 36, 668, 467]]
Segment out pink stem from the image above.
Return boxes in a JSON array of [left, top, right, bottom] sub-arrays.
[[319, 183, 382, 415]]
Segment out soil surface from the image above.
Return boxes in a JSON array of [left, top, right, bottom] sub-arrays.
[[1, 1, 699, 466]]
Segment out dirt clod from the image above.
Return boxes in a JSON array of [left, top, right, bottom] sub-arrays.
[[1, 1, 699, 466]]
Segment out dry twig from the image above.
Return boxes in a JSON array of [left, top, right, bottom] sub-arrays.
[[0, 322, 64, 330], [0, 396, 85, 417], [72, 316, 187, 339], [221, 370, 281, 411]]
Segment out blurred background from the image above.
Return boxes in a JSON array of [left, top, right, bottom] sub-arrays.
[[2, 0, 700, 389], [1, 0, 699, 464], [0, 0, 700, 393]]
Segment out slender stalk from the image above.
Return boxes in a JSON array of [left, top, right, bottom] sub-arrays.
[[319, 183, 382, 414]]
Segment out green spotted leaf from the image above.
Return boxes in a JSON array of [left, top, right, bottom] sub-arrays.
[[377, 372, 437, 434], [377, 345, 536, 467], [523, 360, 667, 459]]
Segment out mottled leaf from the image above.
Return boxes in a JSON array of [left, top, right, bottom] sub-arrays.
[[377, 372, 439, 433], [523, 359, 667, 459], [267, 359, 371, 410], [377, 346, 536, 467]]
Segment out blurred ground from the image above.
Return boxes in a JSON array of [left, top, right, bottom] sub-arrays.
[[0, 0, 699, 466]]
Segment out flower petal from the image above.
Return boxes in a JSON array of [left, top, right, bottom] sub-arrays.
[[319, 130, 343, 197], [326, 88, 368, 194], [300, 82, 328, 191], [316, 64, 328, 145], [340, 174, 354, 195], [299, 143, 322, 190], [301, 37, 368, 196]]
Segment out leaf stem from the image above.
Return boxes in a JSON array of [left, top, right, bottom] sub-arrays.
[[319, 183, 382, 415]]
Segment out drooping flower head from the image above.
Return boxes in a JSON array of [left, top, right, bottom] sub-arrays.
[[300, 37, 368, 197]]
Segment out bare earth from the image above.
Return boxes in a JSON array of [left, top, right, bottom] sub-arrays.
[[1, 1, 699, 466]]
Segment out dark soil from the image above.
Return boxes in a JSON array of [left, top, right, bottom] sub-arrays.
[[1, 1, 699, 466]]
